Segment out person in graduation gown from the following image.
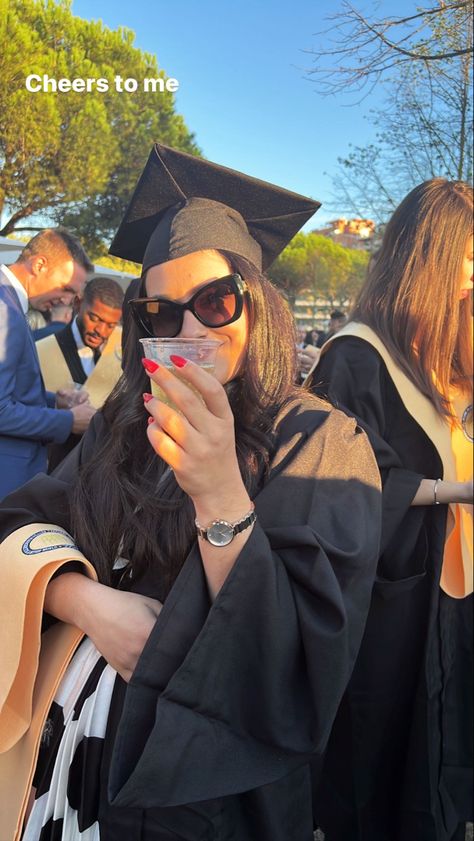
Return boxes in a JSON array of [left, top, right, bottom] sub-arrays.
[[306, 178, 473, 841], [36, 276, 124, 470], [0, 144, 382, 841]]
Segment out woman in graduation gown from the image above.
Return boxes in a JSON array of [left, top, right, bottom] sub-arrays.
[[307, 178, 473, 841], [0, 144, 382, 841]]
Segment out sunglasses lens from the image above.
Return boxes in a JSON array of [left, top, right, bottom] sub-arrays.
[[130, 276, 242, 337], [194, 279, 238, 326], [139, 301, 181, 337]]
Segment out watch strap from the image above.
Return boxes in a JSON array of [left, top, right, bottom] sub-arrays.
[[232, 509, 257, 535]]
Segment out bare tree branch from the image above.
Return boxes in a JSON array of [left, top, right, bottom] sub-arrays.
[[306, 0, 473, 96], [313, 0, 472, 219]]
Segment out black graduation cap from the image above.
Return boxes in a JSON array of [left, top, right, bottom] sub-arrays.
[[109, 143, 321, 272]]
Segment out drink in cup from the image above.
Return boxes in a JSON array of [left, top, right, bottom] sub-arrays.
[[139, 338, 223, 408]]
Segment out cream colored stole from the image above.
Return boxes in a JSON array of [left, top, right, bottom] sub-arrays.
[[36, 326, 123, 409], [0, 525, 97, 841], [319, 322, 472, 598]]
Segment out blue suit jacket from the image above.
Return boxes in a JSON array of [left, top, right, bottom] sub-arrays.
[[0, 268, 73, 500]]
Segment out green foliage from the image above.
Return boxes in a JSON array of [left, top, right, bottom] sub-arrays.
[[93, 253, 140, 276], [0, 0, 199, 247], [267, 232, 312, 305], [268, 232, 369, 308]]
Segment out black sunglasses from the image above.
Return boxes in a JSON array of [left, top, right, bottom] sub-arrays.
[[128, 273, 247, 338]]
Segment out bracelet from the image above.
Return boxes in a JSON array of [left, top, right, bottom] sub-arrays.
[[433, 478, 441, 505]]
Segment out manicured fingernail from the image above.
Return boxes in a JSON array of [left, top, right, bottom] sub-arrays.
[[170, 354, 187, 368], [142, 358, 159, 373], [143, 392, 153, 403], [147, 416, 154, 425]]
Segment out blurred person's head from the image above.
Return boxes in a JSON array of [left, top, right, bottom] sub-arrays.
[[352, 178, 473, 415], [13, 228, 93, 310], [328, 311, 346, 335], [76, 276, 124, 350], [296, 326, 307, 345]]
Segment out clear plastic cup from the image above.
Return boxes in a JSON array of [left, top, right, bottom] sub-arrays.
[[139, 337, 223, 407], [56, 381, 88, 408]]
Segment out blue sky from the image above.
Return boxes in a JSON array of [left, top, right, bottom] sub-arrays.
[[72, 0, 414, 228]]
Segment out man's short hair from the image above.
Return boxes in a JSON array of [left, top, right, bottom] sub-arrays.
[[330, 310, 346, 321], [82, 276, 124, 310], [17, 228, 94, 273]]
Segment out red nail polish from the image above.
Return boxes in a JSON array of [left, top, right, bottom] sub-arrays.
[[142, 358, 159, 373], [170, 354, 187, 368], [143, 392, 153, 403], [147, 416, 154, 425]]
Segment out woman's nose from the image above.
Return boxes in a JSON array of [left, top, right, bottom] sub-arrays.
[[179, 309, 208, 338]]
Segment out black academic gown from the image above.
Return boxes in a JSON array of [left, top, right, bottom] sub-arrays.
[[307, 337, 473, 841], [47, 324, 91, 471], [0, 394, 381, 841]]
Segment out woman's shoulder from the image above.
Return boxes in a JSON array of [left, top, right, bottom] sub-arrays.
[[271, 392, 380, 487], [275, 390, 331, 427], [276, 390, 371, 445], [310, 332, 394, 405], [321, 334, 388, 370]]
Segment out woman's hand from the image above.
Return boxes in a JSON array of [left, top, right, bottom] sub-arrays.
[[45, 573, 162, 682], [142, 356, 254, 600], [142, 357, 250, 516]]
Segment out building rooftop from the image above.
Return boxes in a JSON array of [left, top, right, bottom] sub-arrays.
[[313, 218, 376, 249]]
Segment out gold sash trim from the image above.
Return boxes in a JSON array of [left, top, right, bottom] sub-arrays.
[[321, 322, 472, 598], [0, 524, 97, 841], [36, 326, 123, 409]]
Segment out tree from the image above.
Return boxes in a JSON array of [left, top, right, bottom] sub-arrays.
[[0, 0, 199, 250], [269, 232, 369, 310], [308, 1, 473, 220], [267, 233, 314, 307], [343, 248, 371, 306], [305, 235, 368, 308], [92, 253, 141, 276]]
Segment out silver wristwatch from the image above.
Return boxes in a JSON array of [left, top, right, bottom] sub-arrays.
[[195, 505, 256, 547]]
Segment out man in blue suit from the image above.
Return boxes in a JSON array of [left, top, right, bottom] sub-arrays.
[[0, 228, 97, 500]]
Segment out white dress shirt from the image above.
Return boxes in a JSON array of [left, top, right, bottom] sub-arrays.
[[1, 264, 28, 315], [71, 317, 97, 378]]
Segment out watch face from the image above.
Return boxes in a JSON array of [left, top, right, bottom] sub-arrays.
[[206, 520, 234, 547]]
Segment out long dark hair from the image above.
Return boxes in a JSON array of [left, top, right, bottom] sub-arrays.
[[352, 178, 473, 417], [71, 250, 299, 588]]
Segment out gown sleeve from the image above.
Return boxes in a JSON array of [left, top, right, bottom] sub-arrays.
[[307, 337, 441, 583], [108, 401, 382, 809]]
